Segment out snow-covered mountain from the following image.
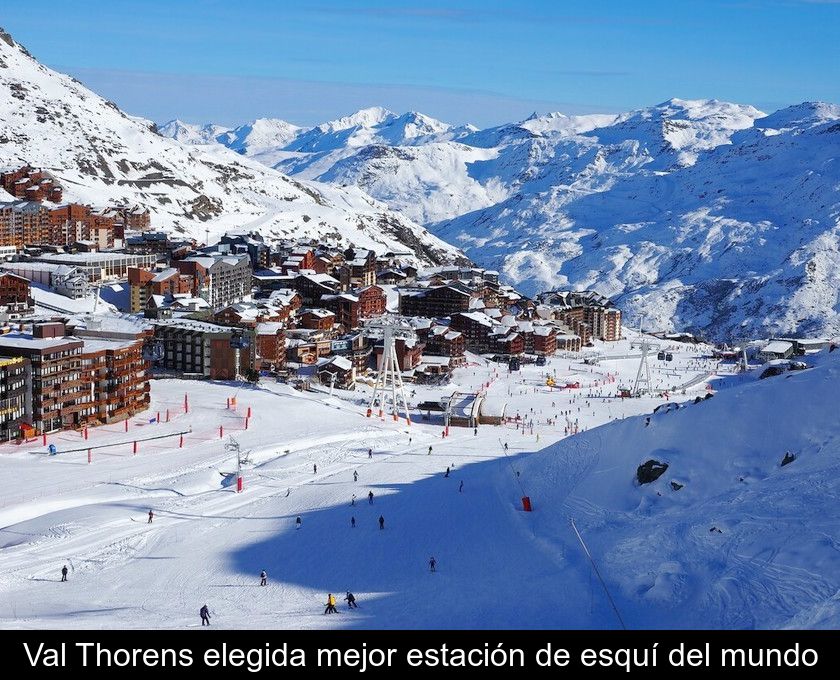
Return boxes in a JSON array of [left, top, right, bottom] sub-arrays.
[[0, 29, 464, 265], [167, 97, 840, 340]]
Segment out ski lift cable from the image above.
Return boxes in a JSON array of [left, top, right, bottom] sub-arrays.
[[569, 518, 627, 630], [498, 437, 527, 498]]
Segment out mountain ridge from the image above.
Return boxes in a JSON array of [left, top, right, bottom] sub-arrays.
[[0, 28, 464, 266], [161, 97, 840, 340]]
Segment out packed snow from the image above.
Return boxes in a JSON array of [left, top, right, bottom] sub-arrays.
[[2, 333, 837, 630]]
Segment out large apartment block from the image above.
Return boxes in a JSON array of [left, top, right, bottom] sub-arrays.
[[177, 253, 251, 310], [0, 322, 150, 434], [0, 356, 30, 441]]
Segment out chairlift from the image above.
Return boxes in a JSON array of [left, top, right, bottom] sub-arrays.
[[230, 331, 250, 349], [142, 341, 164, 361]]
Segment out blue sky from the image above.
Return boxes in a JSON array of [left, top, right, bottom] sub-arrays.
[[3, 0, 838, 127]]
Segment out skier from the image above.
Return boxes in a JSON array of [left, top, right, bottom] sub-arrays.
[[429, 556, 436, 572], [353, 470, 358, 482], [368, 448, 372, 459], [351, 516, 356, 528], [368, 491, 374, 505], [428, 445, 433, 455], [200, 604, 211, 626], [345, 592, 359, 609], [444, 466, 450, 478], [295, 516, 302, 529], [351, 494, 356, 506], [504, 442, 508, 452], [61, 565, 68, 582], [324, 593, 338, 614], [313, 463, 317, 474], [473, 427, 477, 436], [260, 570, 267, 586], [148, 509, 154, 524], [459, 481, 464, 493], [378, 515, 385, 530]]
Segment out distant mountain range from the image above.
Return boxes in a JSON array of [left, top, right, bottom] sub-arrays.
[[161, 98, 840, 340]]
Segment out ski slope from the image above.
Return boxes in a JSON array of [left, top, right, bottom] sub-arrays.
[[0, 337, 837, 629]]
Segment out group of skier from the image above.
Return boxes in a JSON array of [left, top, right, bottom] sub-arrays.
[[324, 592, 358, 613], [179, 436, 453, 625]]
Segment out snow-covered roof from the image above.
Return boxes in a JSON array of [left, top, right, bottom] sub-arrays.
[[319, 355, 352, 371], [299, 272, 340, 286], [762, 341, 793, 354], [256, 322, 285, 335], [302, 308, 335, 318], [420, 356, 451, 366], [0, 331, 80, 351], [459, 311, 494, 327], [151, 268, 178, 283], [154, 319, 231, 333], [82, 338, 139, 352]]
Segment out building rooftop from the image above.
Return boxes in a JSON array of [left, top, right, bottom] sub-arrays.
[[0, 331, 82, 351]]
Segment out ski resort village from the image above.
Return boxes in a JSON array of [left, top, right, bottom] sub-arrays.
[[0, 25, 839, 631]]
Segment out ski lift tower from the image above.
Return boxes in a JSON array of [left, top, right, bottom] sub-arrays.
[[732, 336, 752, 373], [230, 329, 251, 382], [225, 436, 244, 493], [629, 317, 660, 397], [365, 316, 415, 425]]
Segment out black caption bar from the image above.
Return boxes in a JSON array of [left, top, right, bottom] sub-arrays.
[[6, 630, 835, 676]]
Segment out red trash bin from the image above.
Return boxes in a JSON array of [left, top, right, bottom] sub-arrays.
[[522, 496, 532, 512]]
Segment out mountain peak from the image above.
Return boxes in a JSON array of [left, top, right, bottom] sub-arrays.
[[754, 101, 840, 132], [324, 106, 397, 131], [0, 27, 30, 57]]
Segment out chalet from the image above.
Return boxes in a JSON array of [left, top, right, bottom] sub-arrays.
[[281, 246, 317, 275], [219, 231, 271, 269], [449, 311, 495, 353], [0, 272, 34, 316], [491, 331, 524, 356], [266, 288, 302, 314], [339, 248, 376, 288], [399, 284, 473, 319], [1, 165, 62, 203], [535, 290, 621, 342], [533, 325, 557, 355], [377, 269, 408, 285], [252, 267, 296, 293], [128, 267, 194, 313], [255, 322, 286, 370], [758, 341, 795, 362], [330, 333, 373, 372], [317, 355, 355, 389], [144, 293, 210, 319], [214, 300, 287, 327], [322, 285, 386, 330], [298, 308, 336, 331], [294, 272, 340, 305], [423, 325, 466, 364]]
